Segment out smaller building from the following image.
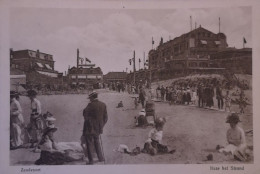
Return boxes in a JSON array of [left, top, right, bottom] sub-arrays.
[[103, 72, 127, 84], [67, 66, 103, 89]]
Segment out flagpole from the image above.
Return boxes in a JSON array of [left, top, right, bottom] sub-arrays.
[[152, 37, 154, 50], [138, 58, 141, 70], [76, 48, 79, 85], [143, 52, 145, 69], [133, 51, 136, 85]]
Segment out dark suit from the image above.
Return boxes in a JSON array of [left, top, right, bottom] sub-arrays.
[[83, 99, 108, 163]]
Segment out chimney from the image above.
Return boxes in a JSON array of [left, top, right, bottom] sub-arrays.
[[36, 49, 40, 58], [10, 48, 13, 59]]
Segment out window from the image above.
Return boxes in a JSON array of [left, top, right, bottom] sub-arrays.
[[200, 40, 207, 45]]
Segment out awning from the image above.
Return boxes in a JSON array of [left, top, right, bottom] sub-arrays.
[[200, 40, 207, 44], [45, 64, 52, 70], [10, 74, 26, 79], [36, 62, 44, 68], [87, 75, 98, 79], [37, 71, 58, 77], [78, 75, 86, 79], [215, 41, 221, 45]]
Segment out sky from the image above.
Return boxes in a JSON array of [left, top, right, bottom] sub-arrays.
[[10, 6, 252, 74]]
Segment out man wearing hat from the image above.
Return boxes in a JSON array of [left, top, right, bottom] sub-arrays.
[[26, 89, 44, 148], [82, 91, 108, 165], [218, 113, 249, 161]]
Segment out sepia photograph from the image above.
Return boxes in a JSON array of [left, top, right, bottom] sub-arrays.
[[1, 0, 260, 174]]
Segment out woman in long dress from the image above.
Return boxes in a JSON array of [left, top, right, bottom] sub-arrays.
[[26, 89, 44, 148], [10, 91, 24, 149]]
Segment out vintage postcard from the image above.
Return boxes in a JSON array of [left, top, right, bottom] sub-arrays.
[[1, 0, 260, 174]]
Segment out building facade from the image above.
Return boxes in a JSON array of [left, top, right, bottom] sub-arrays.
[[10, 49, 62, 89], [147, 26, 251, 82], [67, 66, 103, 89], [103, 72, 127, 84]]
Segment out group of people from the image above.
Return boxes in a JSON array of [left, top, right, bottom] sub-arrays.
[[10, 89, 108, 165], [10, 89, 45, 150], [10, 79, 251, 164], [154, 81, 247, 114], [133, 100, 250, 161]]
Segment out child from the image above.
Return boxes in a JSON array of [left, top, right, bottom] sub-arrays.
[[135, 109, 148, 127], [218, 113, 249, 161], [116, 101, 124, 108], [224, 90, 231, 112], [191, 89, 197, 105], [142, 117, 172, 155]]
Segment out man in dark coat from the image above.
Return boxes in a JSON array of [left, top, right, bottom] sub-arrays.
[[82, 91, 108, 165], [216, 84, 223, 110], [139, 87, 146, 108]]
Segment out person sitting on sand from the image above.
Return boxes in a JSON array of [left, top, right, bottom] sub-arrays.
[[35, 126, 82, 165], [116, 101, 124, 108], [217, 113, 249, 161], [135, 109, 148, 127], [142, 117, 175, 155]]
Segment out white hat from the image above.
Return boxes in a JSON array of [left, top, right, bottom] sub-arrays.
[[46, 117, 56, 121], [139, 109, 146, 116], [117, 144, 130, 153]]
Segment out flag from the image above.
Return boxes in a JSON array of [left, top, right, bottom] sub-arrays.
[[152, 37, 154, 45], [78, 57, 84, 64], [243, 37, 247, 44], [139, 58, 141, 63], [85, 57, 91, 63]]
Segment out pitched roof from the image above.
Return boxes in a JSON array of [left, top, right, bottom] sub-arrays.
[[104, 72, 127, 79]]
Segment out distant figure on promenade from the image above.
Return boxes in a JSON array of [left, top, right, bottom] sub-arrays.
[[224, 90, 232, 112], [216, 84, 224, 110], [156, 85, 160, 99], [10, 91, 24, 149], [26, 89, 44, 149], [139, 87, 146, 108], [197, 84, 204, 107], [160, 85, 165, 101], [82, 91, 108, 165]]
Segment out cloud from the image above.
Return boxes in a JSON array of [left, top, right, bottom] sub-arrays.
[[10, 7, 251, 74]]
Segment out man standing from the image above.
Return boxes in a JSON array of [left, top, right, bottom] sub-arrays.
[[82, 91, 108, 165], [139, 86, 146, 108], [216, 84, 224, 110]]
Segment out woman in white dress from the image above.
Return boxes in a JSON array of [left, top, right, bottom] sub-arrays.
[[10, 91, 24, 149]]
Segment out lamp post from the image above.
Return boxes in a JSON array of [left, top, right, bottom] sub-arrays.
[[128, 50, 136, 85]]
